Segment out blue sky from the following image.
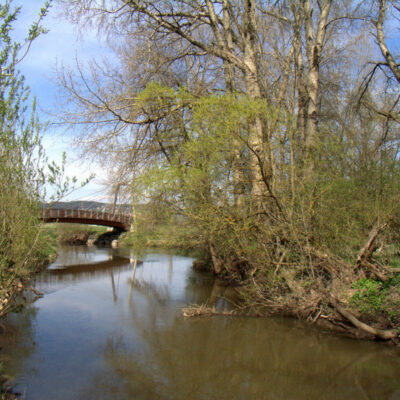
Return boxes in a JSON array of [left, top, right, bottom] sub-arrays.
[[13, 0, 111, 202]]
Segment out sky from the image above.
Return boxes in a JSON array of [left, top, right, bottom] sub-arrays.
[[13, 0, 111, 202]]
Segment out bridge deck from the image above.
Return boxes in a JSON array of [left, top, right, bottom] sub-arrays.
[[40, 209, 131, 231]]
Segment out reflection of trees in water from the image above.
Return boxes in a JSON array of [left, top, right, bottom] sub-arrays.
[[184, 271, 239, 311], [0, 306, 39, 385], [184, 270, 218, 305], [128, 278, 170, 306], [128, 255, 220, 307], [81, 273, 400, 400]]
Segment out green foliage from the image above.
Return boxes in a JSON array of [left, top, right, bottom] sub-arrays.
[[350, 276, 400, 320], [389, 258, 400, 269], [0, 0, 69, 317], [290, 121, 400, 260], [350, 278, 386, 314]]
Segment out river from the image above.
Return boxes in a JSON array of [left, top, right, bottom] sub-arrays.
[[1, 245, 400, 400]]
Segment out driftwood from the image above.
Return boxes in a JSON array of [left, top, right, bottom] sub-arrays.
[[362, 261, 391, 282], [182, 304, 235, 318], [27, 288, 43, 297], [383, 267, 400, 274], [357, 261, 400, 283], [354, 223, 387, 272], [330, 296, 398, 340]]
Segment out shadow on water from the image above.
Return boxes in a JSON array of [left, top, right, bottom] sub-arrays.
[[1, 246, 400, 400]]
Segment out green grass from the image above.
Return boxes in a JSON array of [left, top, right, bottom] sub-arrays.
[[350, 275, 400, 322], [389, 256, 400, 269]]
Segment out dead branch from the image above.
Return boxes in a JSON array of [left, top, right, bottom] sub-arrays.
[[182, 304, 235, 318], [330, 297, 398, 340], [354, 223, 387, 272], [311, 310, 322, 324], [362, 261, 391, 281], [26, 288, 43, 297], [273, 250, 287, 277], [383, 267, 400, 274]]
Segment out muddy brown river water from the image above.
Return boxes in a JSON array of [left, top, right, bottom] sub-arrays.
[[1, 245, 400, 400]]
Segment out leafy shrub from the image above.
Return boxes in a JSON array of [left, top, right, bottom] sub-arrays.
[[350, 278, 387, 314]]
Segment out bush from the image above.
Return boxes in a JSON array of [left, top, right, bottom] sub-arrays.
[[0, 0, 57, 316]]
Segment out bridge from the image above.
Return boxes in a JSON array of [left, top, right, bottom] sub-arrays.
[[40, 208, 132, 231]]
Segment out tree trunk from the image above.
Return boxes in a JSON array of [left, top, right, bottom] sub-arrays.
[[210, 242, 224, 275], [243, 0, 271, 207], [303, 0, 332, 155], [222, 0, 245, 207], [376, 0, 400, 85]]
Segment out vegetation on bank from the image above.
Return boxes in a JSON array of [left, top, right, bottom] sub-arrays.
[[0, 0, 54, 319], [120, 198, 400, 341], [0, 0, 81, 322], [44, 223, 108, 245], [0, 2, 52, 396], [1, 368, 18, 400]]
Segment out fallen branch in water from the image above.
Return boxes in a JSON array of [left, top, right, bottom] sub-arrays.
[[181, 304, 235, 318], [330, 296, 398, 341], [26, 288, 43, 297]]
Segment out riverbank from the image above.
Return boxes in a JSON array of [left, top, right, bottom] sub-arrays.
[[120, 228, 400, 346], [43, 223, 109, 245], [1, 375, 18, 400], [237, 245, 400, 345], [0, 253, 55, 399], [0, 232, 57, 318], [0, 223, 59, 398]]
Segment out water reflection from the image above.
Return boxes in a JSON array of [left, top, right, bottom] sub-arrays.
[[1, 246, 399, 400], [0, 306, 39, 393], [87, 273, 400, 400], [87, 321, 400, 400], [49, 245, 115, 267]]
